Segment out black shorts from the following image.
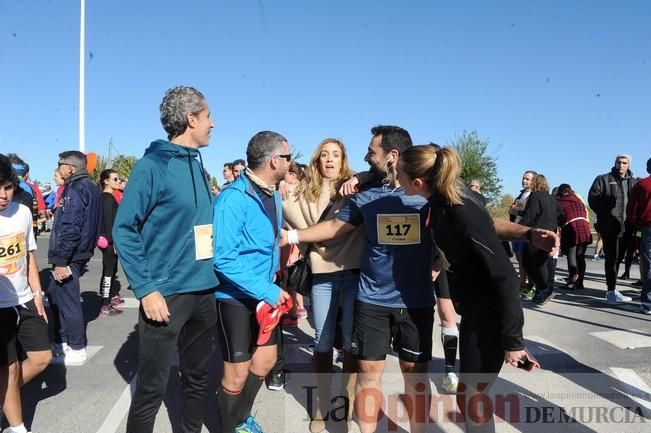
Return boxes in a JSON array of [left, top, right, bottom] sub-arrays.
[[216, 300, 279, 363], [0, 306, 19, 366], [351, 300, 434, 363], [434, 270, 451, 300], [16, 299, 51, 357]]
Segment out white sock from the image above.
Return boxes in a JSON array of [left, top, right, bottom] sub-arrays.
[[10, 423, 28, 433]]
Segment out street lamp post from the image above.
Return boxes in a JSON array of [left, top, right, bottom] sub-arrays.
[[79, 0, 85, 152]]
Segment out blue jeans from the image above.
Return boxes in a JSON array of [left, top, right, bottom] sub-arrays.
[[640, 227, 651, 303], [311, 271, 359, 353]]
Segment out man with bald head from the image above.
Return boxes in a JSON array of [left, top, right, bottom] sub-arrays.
[[589, 154, 639, 305]]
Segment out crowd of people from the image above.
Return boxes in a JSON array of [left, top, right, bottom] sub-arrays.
[[0, 85, 649, 433]]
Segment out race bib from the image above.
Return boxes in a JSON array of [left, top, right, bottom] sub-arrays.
[[377, 214, 421, 245], [0, 232, 27, 266], [193, 224, 213, 260]]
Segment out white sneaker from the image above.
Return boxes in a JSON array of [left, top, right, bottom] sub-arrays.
[[606, 290, 632, 304], [51, 347, 87, 366], [441, 372, 459, 394], [51, 342, 69, 357]]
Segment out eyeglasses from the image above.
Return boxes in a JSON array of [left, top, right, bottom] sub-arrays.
[[275, 154, 292, 162], [110, 177, 120, 182], [58, 162, 72, 168]]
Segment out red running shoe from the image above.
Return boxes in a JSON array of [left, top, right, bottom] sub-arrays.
[[256, 299, 293, 345]]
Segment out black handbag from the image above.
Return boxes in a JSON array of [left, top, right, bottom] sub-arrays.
[[287, 256, 312, 296], [286, 201, 334, 296]]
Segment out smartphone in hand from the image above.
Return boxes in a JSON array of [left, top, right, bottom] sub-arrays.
[[517, 350, 541, 371]]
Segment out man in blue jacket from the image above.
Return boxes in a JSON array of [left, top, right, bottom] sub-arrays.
[[213, 130, 291, 433], [48, 150, 101, 366], [113, 86, 219, 433]]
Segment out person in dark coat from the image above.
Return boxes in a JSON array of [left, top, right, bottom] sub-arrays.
[[588, 154, 638, 304], [556, 184, 593, 290], [519, 174, 563, 305], [48, 151, 102, 365]]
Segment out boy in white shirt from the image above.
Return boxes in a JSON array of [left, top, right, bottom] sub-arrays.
[[0, 154, 51, 433]]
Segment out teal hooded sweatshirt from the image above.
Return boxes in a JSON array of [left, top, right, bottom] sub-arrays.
[[113, 140, 218, 299]]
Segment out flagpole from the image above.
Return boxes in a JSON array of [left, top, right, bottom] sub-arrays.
[[79, 0, 85, 152]]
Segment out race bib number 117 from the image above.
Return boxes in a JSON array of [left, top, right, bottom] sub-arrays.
[[376, 214, 420, 245]]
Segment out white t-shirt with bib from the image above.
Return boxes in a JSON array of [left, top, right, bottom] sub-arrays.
[[0, 202, 36, 307]]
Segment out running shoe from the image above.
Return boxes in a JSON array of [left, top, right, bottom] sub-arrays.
[[255, 299, 293, 345], [519, 286, 534, 299], [235, 415, 264, 433], [51, 347, 87, 366], [640, 304, 651, 315], [532, 288, 556, 305], [100, 305, 124, 317], [280, 314, 298, 327], [111, 295, 125, 306], [296, 307, 308, 319], [441, 372, 459, 394], [265, 370, 286, 391], [606, 290, 632, 305]]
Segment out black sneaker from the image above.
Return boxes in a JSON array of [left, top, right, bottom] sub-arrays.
[[532, 288, 556, 306], [265, 370, 285, 391]]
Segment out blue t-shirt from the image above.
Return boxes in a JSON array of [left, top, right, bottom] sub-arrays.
[[336, 182, 434, 308]]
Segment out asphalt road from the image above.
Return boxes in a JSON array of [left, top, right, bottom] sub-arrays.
[[10, 235, 651, 433]]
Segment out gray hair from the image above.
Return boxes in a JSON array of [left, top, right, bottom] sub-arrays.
[[59, 150, 87, 170], [159, 86, 206, 140], [246, 131, 287, 169]]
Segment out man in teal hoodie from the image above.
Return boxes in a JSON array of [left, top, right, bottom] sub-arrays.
[[113, 86, 218, 433], [213, 131, 291, 433]]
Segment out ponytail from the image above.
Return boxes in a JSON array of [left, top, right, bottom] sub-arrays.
[[400, 145, 464, 205]]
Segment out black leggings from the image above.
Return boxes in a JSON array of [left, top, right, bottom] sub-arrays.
[[457, 311, 505, 433], [566, 243, 589, 283], [521, 245, 550, 292], [100, 247, 119, 305]]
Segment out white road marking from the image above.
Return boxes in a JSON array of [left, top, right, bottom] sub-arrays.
[[610, 368, 651, 418], [117, 297, 140, 309], [95, 374, 137, 433], [590, 329, 651, 349]]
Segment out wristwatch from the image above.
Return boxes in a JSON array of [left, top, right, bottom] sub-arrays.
[[32, 291, 46, 297]]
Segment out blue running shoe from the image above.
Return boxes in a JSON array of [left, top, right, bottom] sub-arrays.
[[235, 416, 264, 433]]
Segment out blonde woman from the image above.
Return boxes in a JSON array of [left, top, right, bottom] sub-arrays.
[[396, 145, 536, 433], [283, 138, 363, 432]]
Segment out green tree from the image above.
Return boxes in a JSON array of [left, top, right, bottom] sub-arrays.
[[450, 130, 502, 205], [488, 193, 514, 219], [112, 155, 138, 180]]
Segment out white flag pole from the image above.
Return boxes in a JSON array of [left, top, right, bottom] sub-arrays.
[[79, 0, 86, 152]]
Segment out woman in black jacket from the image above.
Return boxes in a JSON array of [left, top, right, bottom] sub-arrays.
[[98, 169, 124, 317], [519, 174, 563, 305], [396, 145, 537, 433]]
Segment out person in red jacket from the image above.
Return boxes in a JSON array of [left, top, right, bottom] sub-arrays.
[[556, 184, 593, 290], [627, 157, 651, 314]]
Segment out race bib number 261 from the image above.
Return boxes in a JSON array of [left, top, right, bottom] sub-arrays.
[[376, 214, 420, 245], [0, 232, 27, 266]]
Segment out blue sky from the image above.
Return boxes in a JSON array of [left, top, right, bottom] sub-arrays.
[[1, 0, 649, 198]]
